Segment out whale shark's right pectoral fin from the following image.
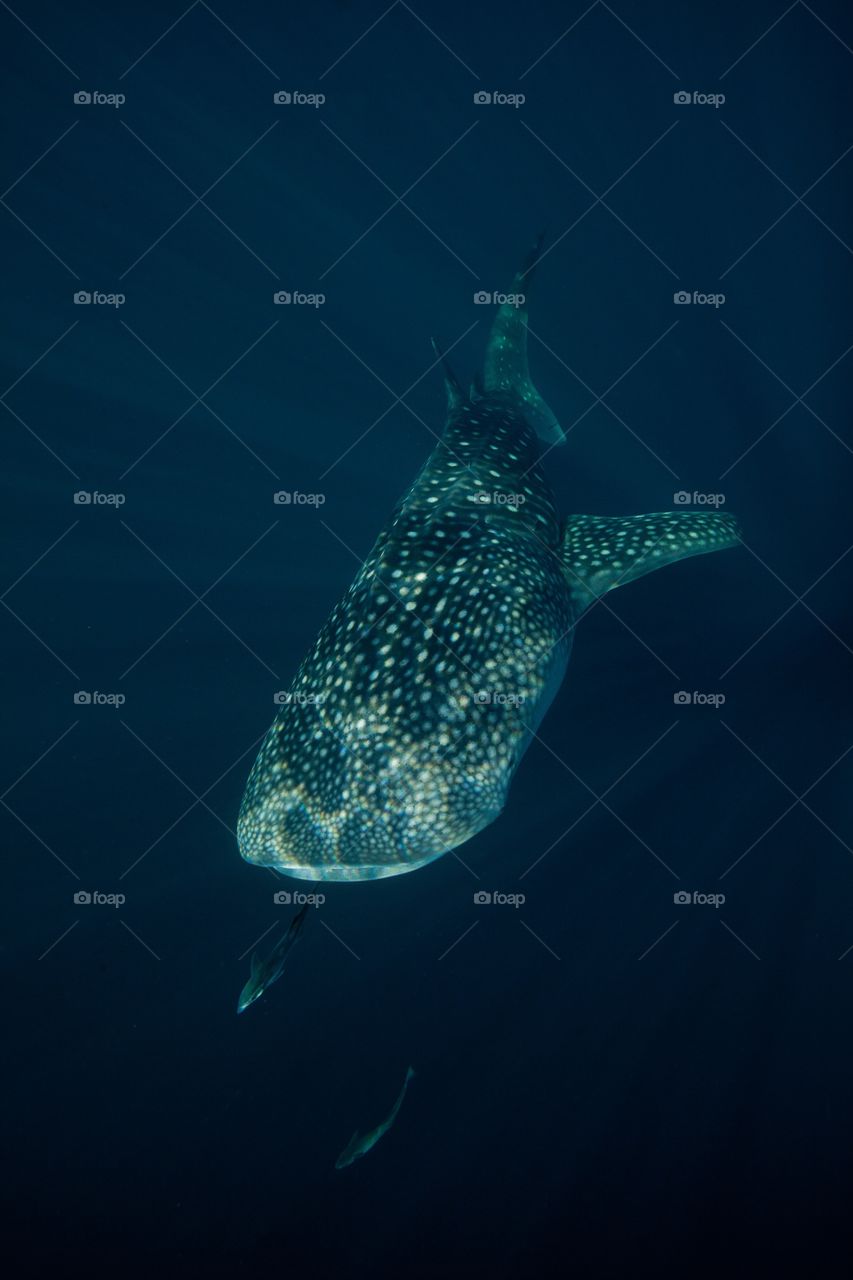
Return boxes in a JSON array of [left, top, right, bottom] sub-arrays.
[[561, 510, 741, 612]]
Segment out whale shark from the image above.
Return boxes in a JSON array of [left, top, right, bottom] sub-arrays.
[[237, 241, 739, 882]]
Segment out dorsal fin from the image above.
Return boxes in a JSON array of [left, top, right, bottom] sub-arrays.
[[430, 337, 462, 410]]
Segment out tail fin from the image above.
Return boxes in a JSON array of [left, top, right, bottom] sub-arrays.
[[483, 235, 565, 446]]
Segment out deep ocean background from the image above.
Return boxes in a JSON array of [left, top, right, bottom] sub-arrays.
[[3, 1, 853, 1274]]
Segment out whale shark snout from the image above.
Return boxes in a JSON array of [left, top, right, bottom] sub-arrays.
[[238, 733, 509, 882]]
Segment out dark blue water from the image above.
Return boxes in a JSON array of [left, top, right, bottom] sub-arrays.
[[4, 1, 853, 1273]]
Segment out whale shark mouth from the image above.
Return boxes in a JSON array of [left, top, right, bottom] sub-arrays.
[[273, 845, 446, 883]]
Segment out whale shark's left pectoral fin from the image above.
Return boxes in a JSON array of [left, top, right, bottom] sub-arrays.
[[561, 510, 740, 612]]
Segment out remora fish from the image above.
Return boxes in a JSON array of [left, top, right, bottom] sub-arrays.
[[335, 1066, 416, 1170], [237, 902, 309, 1013], [238, 241, 739, 881]]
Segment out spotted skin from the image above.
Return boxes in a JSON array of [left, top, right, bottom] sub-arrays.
[[562, 511, 741, 610], [237, 253, 740, 882], [239, 395, 572, 880]]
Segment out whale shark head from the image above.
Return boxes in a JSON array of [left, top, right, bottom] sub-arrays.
[[237, 701, 509, 881]]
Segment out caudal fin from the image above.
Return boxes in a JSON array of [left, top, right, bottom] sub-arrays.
[[483, 235, 565, 446]]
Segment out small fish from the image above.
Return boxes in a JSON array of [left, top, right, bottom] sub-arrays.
[[237, 902, 309, 1014], [335, 1065, 416, 1170]]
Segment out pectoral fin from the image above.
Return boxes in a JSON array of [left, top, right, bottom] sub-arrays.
[[561, 510, 740, 612]]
